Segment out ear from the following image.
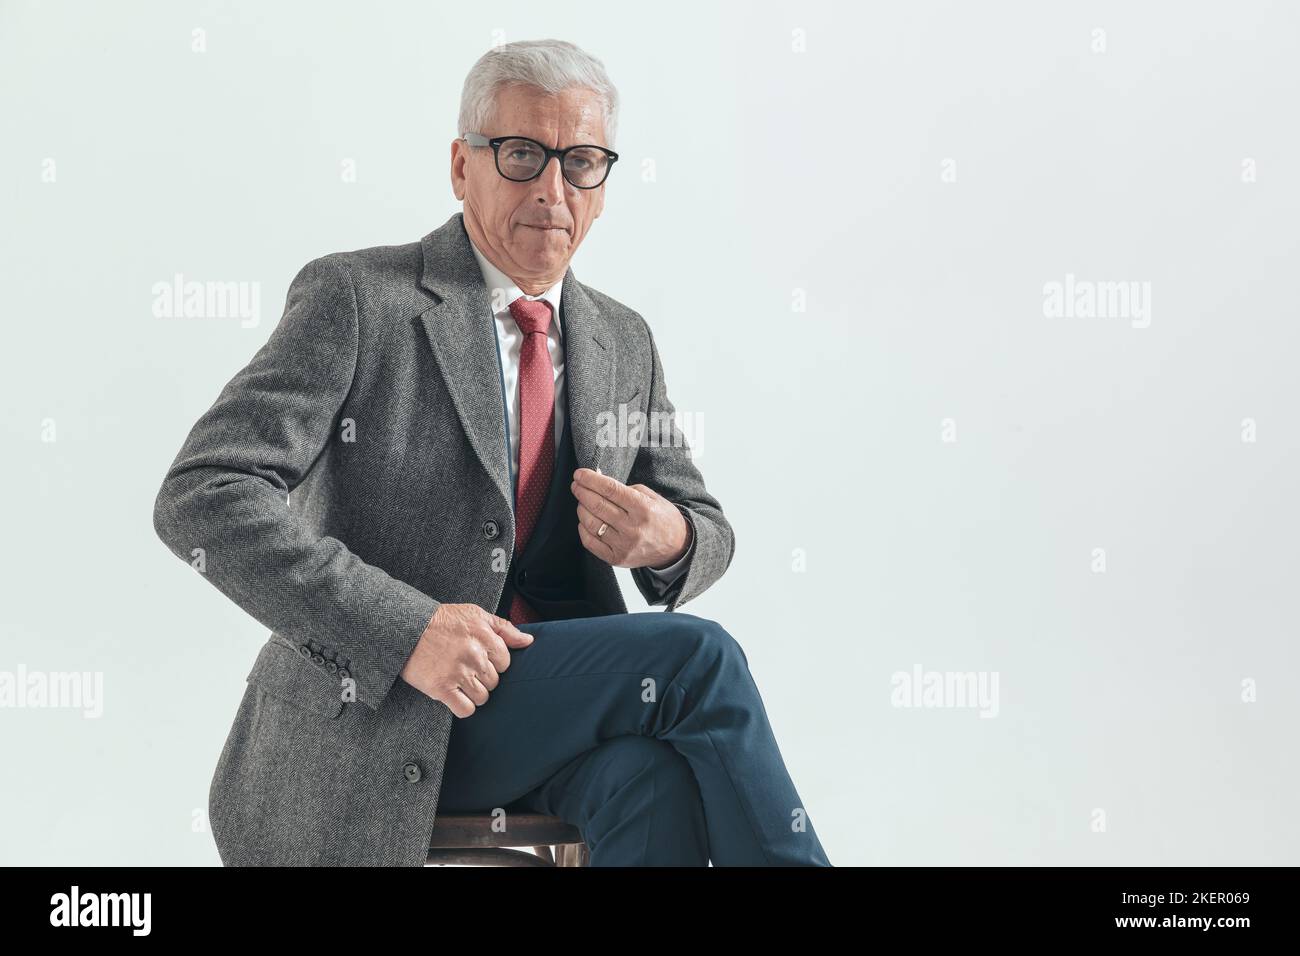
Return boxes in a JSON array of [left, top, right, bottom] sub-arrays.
[[450, 138, 467, 201]]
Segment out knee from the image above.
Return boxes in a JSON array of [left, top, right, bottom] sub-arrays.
[[677, 614, 749, 669]]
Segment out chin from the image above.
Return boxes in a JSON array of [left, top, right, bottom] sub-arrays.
[[520, 241, 568, 266]]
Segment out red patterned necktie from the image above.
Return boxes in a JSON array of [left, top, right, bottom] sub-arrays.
[[506, 296, 556, 624]]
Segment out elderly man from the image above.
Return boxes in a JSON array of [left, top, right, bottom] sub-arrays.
[[153, 38, 831, 867]]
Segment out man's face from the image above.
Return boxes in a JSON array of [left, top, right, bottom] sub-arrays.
[[452, 83, 609, 288]]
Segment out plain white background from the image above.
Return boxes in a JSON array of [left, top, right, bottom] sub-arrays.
[[2, 0, 1297, 865]]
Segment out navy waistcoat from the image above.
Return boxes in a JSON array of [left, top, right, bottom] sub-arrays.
[[493, 413, 606, 621]]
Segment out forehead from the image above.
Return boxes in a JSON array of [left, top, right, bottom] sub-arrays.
[[489, 83, 607, 146]]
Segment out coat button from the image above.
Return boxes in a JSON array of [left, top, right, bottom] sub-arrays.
[[402, 761, 422, 783], [324, 660, 338, 674], [311, 653, 325, 666], [483, 519, 499, 539], [298, 645, 312, 659], [338, 667, 351, 681]]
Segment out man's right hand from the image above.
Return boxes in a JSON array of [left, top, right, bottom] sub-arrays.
[[399, 603, 534, 718]]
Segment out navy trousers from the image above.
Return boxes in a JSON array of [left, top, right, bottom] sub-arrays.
[[437, 611, 832, 866]]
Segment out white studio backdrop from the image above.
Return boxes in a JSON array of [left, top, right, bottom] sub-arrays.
[[1, 0, 1297, 865]]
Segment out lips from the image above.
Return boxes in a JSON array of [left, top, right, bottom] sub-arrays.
[[523, 224, 568, 232]]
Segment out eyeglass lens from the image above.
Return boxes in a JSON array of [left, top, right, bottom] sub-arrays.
[[497, 138, 610, 187]]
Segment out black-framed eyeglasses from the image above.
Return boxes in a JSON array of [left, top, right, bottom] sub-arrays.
[[462, 132, 618, 189]]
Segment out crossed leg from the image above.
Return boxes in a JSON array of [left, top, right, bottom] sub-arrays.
[[435, 611, 832, 866]]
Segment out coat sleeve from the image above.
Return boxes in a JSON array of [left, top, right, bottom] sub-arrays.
[[151, 254, 439, 712], [626, 319, 735, 610]]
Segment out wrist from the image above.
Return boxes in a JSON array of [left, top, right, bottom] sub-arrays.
[[651, 510, 692, 569]]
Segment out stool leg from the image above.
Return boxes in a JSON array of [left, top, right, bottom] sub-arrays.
[[555, 843, 589, 867]]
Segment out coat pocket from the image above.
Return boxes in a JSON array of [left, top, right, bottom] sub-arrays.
[[245, 639, 346, 719]]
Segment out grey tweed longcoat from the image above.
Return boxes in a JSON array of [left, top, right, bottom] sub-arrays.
[[152, 211, 734, 866]]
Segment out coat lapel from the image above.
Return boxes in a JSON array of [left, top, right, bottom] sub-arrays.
[[416, 212, 615, 515], [557, 264, 615, 480]]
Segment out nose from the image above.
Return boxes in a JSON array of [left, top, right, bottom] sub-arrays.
[[532, 154, 567, 202]]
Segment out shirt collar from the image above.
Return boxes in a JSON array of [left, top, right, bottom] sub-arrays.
[[467, 235, 564, 339]]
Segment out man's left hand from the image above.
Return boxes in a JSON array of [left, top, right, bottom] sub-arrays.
[[571, 467, 691, 570]]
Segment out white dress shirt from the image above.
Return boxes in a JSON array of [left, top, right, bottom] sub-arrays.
[[467, 237, 691, 586]]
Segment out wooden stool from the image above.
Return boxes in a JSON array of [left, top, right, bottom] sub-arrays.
[[426, 812, 590, 867]]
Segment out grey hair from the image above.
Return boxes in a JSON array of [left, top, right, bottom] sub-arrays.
[[458, 39, 620, 149]]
